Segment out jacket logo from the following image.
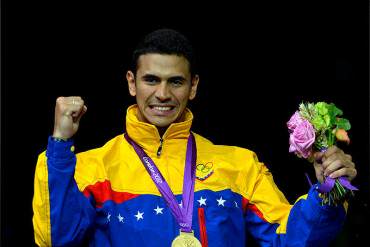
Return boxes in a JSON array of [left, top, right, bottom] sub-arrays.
[[196, 162, 214, 181]]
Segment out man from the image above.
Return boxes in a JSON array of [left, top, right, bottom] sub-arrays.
[[33, 29, 357, 246]]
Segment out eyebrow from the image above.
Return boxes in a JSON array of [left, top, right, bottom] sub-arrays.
[[141, 74, 160, 81], [168, 76, 186, 82], [141, 74, 186, 82]]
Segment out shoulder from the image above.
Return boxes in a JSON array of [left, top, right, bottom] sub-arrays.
[[76, 134, 124, 157], [193, 132, 260, 165], [74, 134, 126, 189], [193, 132, 266, 198]]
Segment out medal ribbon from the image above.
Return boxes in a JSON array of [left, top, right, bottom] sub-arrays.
[[124, 133, 196, 233]]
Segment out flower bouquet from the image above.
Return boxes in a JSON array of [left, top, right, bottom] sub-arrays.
[[287, 102, 358, 206]]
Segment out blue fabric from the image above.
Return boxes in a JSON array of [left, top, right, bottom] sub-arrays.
[[47, 137, 96, 246], [46, 137, 346, 246], [245, 185, 346, 247]]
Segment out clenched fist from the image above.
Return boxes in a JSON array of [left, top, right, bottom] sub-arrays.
[[313, 146, 357, 183], [53, 96, 87, 140]]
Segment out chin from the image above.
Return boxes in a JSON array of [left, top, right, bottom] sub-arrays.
[[149, 117, 177, 128], [144, 110, 181, 127]]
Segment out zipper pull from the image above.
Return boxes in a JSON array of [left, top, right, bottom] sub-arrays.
[[157, 138, 163, 157]]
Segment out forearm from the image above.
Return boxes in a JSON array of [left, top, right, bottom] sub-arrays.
[[285, 185, 346, 246], [33, 137, 95, 246]]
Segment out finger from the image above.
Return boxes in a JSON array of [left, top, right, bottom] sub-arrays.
[[56, 96, 84, 116], [322, 153, 342, 169], [324, 160, 345, 176], [68, 99, 85, 117], [75, 105, 87, 123], [328, 167, 357, 181], [58, 96, 82, 105], [66, 97, 83, 105], [324, 155, 354, 172], [66, 96, 82, 102], [322, 147, 347, 168], [64, 105, 84, 118], [313, 164, 324, 183], [314, 151, 325, 163], [345, 154, 352, 161], [323, 146, 343, 159]]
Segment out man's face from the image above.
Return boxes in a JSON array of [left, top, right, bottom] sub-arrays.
[[127, 54, 199, 128]]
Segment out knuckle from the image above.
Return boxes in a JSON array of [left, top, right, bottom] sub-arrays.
[[347, 160, 355, 168], [329, 146, 337, 153], [56, 97, 64, 103], [334, 159, 343, 166], [323, 161, 330, 169], [330, 170, 339, 177], [353, 169, 357, 177], [324, 167, 332, 174]]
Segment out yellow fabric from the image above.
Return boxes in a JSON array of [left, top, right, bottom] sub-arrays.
[[33, 104, 296, 243], [33, 151, 52, 246], [74, 105, 292, 229]]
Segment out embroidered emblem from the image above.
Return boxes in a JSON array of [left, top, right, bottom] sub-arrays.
[[196, 162, 214, 181]]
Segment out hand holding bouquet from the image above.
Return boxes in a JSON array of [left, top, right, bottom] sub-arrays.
[[287, 102, 358, 206]]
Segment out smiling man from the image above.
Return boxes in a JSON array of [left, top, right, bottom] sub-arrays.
[[126, 53, 199, 135], [33, 29, 357, 247]]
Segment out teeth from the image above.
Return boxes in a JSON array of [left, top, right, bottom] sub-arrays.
[[153, 106, 172, 111]]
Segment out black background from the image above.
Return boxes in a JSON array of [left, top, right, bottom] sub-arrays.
[[1, 1, 369, 246]]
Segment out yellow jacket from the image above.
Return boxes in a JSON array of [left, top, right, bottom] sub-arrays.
[[33, 105, 346, 246]]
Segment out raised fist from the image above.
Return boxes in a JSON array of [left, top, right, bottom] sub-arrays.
[[53, 96, 87, 140]]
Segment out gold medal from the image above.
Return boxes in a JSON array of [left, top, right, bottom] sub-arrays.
[[171, 230, 202, 247]]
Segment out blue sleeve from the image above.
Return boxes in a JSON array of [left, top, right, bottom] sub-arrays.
[[46, 136, 96, 246], [245, 185, 346, 247]]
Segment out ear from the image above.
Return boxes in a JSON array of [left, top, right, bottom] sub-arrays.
[[189, 75, 199, 100], [126, 71, 136, 96]]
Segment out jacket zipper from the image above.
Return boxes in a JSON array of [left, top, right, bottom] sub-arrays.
[[157, 138, 163, 157], [198, 208, 208, 247]]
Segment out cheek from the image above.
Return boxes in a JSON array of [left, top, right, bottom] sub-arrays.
[[174, 89, 191, 104], [136, 86, 153, 102]]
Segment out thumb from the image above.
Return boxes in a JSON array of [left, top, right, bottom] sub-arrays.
[[313, 151, 325, 164], [74, 105, 87, 123]]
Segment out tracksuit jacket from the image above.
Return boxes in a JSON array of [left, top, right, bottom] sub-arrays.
[[33, 105, 346, 246]]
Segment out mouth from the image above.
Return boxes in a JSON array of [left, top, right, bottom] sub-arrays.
[[148, 104, 176, 115]]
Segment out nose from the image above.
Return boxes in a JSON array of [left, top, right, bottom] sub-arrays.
[[155, 82, 171, 101]]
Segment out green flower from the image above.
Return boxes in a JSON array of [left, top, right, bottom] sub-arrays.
[[315, 102, 329, 116], [312, 115, 326, 130]]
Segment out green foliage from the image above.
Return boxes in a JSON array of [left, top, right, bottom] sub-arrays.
[[336, 118, 351, 131], [298, 101, 351, 150]]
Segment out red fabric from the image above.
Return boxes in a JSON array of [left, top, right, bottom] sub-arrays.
[[198, 208, 208, 247], [242, 197, 249, 212], [83, 180, 139, 208], [248, 204, 267, 222]]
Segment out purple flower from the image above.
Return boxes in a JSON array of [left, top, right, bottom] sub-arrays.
[[287, 111, 305, 133], [289, 120, 315, 158]]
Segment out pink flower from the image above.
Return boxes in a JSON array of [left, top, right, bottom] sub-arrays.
[[287, 111, 305, 132], [289, 120, 316, 158]]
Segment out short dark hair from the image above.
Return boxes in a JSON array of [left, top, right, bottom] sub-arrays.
[[131, 29, 196, 77]]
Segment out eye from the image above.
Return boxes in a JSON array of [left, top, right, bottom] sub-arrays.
[[169, 77, 185, 86], [143, 75, 160, 84], [171, 79, 183, 86]]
